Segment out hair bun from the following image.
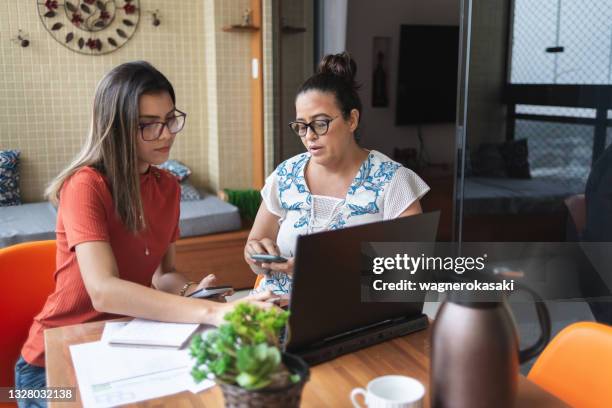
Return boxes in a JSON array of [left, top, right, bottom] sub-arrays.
[[318, 51, 357, 84]]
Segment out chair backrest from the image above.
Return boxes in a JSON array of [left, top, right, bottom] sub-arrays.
[[254, 273, 264, 289], [528, 321, 612, 408], [0, 241, 56, 387]]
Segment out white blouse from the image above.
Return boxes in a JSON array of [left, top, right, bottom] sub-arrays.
[[253, 150, 430, 295]]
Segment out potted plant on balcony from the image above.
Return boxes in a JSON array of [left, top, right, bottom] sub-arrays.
[[190, 303, 309, 408]]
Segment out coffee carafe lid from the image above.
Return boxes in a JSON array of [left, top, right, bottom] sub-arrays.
[[445, 270, 505, 307]]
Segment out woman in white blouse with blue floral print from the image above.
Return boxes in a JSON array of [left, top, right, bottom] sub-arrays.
[[244, 52, 430, 295]]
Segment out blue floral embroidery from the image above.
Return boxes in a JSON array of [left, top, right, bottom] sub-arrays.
[[349, 154, 374, 195], [262, 272, 292, 295], [347, 201, 380, 217], [277, 154, 311, 211], [294, 214, 309, 228], [374, 161, 400, 182], [329, 218, 346, 230], [343, 155, 399, 219]]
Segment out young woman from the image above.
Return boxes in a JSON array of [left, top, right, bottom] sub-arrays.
[[244, 52, 430, 295], [16, 61, 272, 401]]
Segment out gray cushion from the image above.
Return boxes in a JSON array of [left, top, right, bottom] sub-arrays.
[[0, 194, 241, 248], [0, 202, 57, 248], [179, 194, 241, 238]]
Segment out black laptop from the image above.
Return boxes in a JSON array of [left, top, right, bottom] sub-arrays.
[[284, 211, 440, 365]]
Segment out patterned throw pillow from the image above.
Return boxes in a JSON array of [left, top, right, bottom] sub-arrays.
[[500, 139, 531, 179], [472, 143, 507, 177], [0, 150, 21, 206], [180, 181, 202, 201], [157, 160, 192, 181]]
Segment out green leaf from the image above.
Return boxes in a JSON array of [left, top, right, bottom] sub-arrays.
[[191, 367, 207, 382], [236, 372, 258, 388], [254, 343, 269, 361], [236, 347, 258, 373], [253, 331, 266, 343], [268, 347, 281, 365], [248, 377, 273, 390], [252, 357, 277, 379]]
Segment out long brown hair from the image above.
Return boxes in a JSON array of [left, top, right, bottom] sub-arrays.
[[46, 61, 175, 232]]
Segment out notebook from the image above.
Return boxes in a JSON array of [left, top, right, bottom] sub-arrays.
[[107, 319, 199, 348]]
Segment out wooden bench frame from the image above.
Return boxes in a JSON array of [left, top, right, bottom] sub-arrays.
[[174, 229, 256, 290]]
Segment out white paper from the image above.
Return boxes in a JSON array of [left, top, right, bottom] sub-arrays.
[[108, 318, 199, 348], [100, 322, 128, 343], [70, 340, 214, 408]]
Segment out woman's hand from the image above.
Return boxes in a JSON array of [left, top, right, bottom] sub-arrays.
[[261, 257, 295, 276], [208, 290, 278, 326], [185, 273, 235, 301], [184, 273, 216, 295], [244, 238, 294, 276], [244, 238, 280, 274]]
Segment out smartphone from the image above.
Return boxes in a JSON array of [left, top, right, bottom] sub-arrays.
[[188, 285, 233, 299], [250, 253, 288, 263]]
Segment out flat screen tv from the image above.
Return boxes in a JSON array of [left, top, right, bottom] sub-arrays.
[[396, 25, 459, 125]]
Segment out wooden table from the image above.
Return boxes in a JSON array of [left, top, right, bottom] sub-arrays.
[[46, 320, 567, 407]]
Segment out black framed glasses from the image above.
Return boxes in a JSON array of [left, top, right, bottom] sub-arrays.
[[138, 109, 187, 141], [288, 116, 338, 138]]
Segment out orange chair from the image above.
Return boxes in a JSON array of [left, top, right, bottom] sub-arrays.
[[528, 321, 612, 408], [254, 273, 264, 289], [0, 241, 56, 388]]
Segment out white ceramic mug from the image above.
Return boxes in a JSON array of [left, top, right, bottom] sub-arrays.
[[350, 375, 425, 408]]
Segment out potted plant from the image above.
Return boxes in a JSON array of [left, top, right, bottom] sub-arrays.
[[190, 303, 310, 408]]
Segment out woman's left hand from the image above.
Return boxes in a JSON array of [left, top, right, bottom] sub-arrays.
[[261, 257, 295, 276], [186, 274, 234, 302]]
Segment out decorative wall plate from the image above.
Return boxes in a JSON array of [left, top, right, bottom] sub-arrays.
[[37, 0, 140, 55]]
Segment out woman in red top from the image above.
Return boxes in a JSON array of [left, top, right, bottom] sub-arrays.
[[16, 61, 272, 404]]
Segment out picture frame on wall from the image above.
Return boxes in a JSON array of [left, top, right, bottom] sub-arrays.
[[372, 36, 391, 108]]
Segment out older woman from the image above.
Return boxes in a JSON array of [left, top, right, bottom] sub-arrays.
[[244, 52, 430, 295]]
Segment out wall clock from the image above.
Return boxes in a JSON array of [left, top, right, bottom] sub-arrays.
[[37, 0, 140, 55]]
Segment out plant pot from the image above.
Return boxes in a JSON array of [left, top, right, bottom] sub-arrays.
[[219, 353, 310, 408]]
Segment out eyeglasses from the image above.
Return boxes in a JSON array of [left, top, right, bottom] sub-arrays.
[[288, 116, 338, 138], [138, 109, 187, 141]]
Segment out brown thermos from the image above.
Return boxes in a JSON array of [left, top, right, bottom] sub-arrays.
[[430, 282, 550, 408]]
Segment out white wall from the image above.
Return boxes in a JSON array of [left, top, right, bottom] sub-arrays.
[[346, 0, 460, 165]]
